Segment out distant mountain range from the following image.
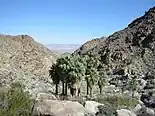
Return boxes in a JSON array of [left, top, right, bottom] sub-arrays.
[[46, 44, 80, 53]]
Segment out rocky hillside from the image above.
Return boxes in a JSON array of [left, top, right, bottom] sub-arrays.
[[75, 6, 155, 76], [0, 35, 56, 95], [75, 37, 106, 55]]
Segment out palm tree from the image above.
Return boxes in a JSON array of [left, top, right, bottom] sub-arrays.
[[87, 67, 99, 97], [98, 70, 108, 94], [55, 55, 84, 96], [63, 56, 71, 96], [75, 55, 86, 96], [84, 55, 100, 97], [58, 56, 70, 96], [82, 55, 90, 95], [68, 55, 86, 96], [56, 58, 67, 95], [49, 64, 60, 95], [51, 54, 101, 97]]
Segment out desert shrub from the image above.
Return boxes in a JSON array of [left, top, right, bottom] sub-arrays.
[[95, 94, 138, 109], [0, 82, 34, 116], [95, 103, 118, 116]]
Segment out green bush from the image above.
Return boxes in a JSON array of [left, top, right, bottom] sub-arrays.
[[95, 103, 118, 116], [0, 82, 34, 116], [95, 94, 138, 109]]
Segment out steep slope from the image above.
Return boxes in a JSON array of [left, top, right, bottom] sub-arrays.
[[75, 6, 155, 75], [0, 35, 56, 95], [75, 37, 106, 55]]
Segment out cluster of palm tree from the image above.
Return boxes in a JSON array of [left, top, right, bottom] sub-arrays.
[[49, 54, 108, 97]]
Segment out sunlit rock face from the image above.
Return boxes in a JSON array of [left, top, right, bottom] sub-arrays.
[[0, 34, 56, 95], [75, 6, 155, 76]]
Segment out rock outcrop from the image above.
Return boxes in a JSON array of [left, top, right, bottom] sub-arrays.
[[75, 6, 155, 76], [135, 106, 155, 116], [36, 93, 57, 101], [84, 101, 104, 115], [33, 99, 85, 116], [117, 109, 136, 116], [34, 93, 155, 116], [0, 34, 56, 95], [33, 95, 108, 116]]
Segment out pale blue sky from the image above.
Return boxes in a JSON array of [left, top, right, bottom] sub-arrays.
[[0, 0, 154, 44]]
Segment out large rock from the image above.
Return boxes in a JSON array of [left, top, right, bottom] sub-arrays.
[[84, 101, 104, 115], [140, 92, 155, 108], [36, 93, 57, 101], [146, 108, 155, 116], [135, 107, 155, 116], [133, 104, 142, 113], [32, 100, 85, 116], [117, 109, 136, 116]]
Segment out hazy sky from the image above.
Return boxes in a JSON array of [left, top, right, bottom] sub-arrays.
[[0, 0, 154, 44]]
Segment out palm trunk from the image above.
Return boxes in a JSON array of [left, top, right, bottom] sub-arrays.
[[55, 84, 58, 95], [70, 83, 76, 96], [132, 91, 135, 98], [62, 80, 65, 95], [74, 85, 78, 96], [90, 87, 93, 97], [70, 87, 73, 96], [86, 80, 89, 95], [99, 86, 102, 94], [65, 82, 68, 96], [78, 88, 80, 96]]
